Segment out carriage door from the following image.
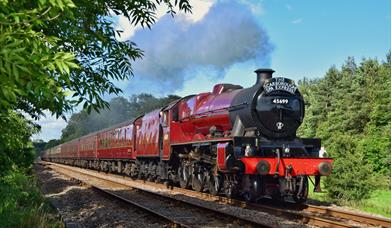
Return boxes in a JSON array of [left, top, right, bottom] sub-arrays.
[[160, 110, 170, 160]]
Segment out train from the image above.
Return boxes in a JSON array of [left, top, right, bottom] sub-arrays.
[[42, 69, 333, 203]]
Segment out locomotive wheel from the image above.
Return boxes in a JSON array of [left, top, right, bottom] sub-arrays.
[[243, 177, 260, 202], [207, 174, 222, 195], [192, 172, 205, 192], [178, 165, 191, 189], [293, 176, 308, 203]]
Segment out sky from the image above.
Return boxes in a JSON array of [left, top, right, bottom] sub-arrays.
[[33, 0, 391, 141]]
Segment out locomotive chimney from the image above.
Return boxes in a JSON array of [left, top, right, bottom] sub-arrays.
[[254, 68, 275, 85]]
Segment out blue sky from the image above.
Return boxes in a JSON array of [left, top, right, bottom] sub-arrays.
[[177, 0, 391, 96], [260, 0, 390, 80], [34, 0, 391, 141]]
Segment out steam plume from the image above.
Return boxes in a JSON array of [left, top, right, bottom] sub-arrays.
[[128, 1, 273, 94]]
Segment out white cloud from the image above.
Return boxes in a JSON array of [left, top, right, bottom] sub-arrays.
[[116, 0, 214, 41], [188, 0, 215, 21], [291, 18, 303, 24]]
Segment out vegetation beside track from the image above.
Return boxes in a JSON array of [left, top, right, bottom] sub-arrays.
[[360, 190, 391, 218], [0, 112, 60, 227], [298, 53, 391, 205], [0, 171, 62, 228], [308, 180, 391, 218]]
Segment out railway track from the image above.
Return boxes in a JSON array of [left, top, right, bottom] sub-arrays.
[[294, 204, 391, 228], [42, 162, 391, 228], [42, 162, 283, 227]]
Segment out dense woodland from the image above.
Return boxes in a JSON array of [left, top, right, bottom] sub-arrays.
[[298, 54, 391, 201]]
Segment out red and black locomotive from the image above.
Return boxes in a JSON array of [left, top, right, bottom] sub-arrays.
[[43, 69, 333, 203]]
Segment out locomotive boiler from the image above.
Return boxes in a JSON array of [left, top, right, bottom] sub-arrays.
[[43, 69, 333, 203]]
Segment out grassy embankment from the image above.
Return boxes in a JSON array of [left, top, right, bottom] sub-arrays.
[[0, 171, 63, 228], [308, 179, 391, 218]]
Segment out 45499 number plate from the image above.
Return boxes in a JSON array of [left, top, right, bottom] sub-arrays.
[[272, 98, 289, 104]]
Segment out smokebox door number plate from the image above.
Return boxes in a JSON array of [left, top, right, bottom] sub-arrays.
[[272, 98, 289, 104]]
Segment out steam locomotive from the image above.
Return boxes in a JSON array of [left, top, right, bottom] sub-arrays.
[[42, 69, 333, 203]]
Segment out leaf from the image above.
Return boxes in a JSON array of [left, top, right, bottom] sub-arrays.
[[39, 0, 47, 6], [13, 15, 20, 23], [63, 62, 70, 75], [12, 63, 19, 81]]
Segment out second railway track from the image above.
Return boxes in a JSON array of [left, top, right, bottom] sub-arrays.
[[42, 161, 391, 228]]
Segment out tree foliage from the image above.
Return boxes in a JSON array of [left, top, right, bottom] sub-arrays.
[[0, 0, 79, 119], [322, 134, 376, 201], [0, 112, 38, 175], [32, 139, 47, 157], [61, 94, 180, 142], [43, 139, 61, 150], [0, 171, 62, 227], [0, 0, 191, 118], [298, 52, 391, 201], [0, 0, 190, 169]]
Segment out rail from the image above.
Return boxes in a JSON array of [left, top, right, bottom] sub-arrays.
[[41, 162, 391, 228]]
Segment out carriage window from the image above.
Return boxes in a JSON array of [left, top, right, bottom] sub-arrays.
[[162, 111, 169, 126], [172, 105, 179, 122]]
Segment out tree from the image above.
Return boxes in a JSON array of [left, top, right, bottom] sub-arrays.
[[0, 0, 79, 119], [0, 112, 38, 174], [0, 0, 191, 119], [0, 0, 190, 171], [298, 53, 391, 202], [324, 137, 376, 202], [44, 139, 61, 150], [32, 139, 47, 157]]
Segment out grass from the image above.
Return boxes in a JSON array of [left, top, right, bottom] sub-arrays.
[[0, 171, 63, 228], [307, 177, 391, 218], [354, 190, 391, 218], [307, 176, 328, 202]]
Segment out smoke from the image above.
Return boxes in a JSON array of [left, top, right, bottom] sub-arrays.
[[128, 1, 273, 94]]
